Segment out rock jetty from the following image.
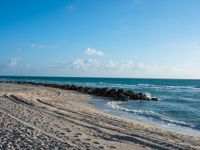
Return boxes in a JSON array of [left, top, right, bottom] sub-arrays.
[[1, 81, 158, 101]]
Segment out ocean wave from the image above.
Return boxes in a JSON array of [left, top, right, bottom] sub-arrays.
[[106, 101, 192, 128], [137, 83, 200, 91], [107, 101, 163, 116], [70, 82, 200, 92], [75, 82, 138, 89], [145, 92, 152, 99]]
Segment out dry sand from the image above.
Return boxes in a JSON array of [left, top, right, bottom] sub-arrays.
[[0, 83, 200, 150]]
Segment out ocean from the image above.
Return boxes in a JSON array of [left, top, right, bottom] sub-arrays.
[[1, 76, 200, 135]]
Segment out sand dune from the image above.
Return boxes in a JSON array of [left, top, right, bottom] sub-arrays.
[[0, 83, 200, 150]]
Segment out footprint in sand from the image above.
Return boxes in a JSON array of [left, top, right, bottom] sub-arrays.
[[93, 141, 100, 145], [85, 138, 91, 141], [110, 146, 116, 149], [66, 129, 71, 132], [82, 142, 90, 146], [76, 133, 82, 136], [99, 146, 104, 149], [74, 135, 79, 138]]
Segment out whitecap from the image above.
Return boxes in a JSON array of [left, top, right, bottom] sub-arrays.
[[106, 101, 192, 128]]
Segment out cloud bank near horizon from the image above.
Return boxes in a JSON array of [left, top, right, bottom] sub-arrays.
[[1, 47, 200, 78]]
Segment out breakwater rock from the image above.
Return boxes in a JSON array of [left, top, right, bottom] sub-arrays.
[[2, 81, 158, 101]]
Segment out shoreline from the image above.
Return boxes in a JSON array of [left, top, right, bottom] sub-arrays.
[[0, 83, 200, 149], [89, 98, 200, 138]]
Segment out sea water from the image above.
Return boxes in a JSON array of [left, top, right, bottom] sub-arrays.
[[1, 76, 200, 135]]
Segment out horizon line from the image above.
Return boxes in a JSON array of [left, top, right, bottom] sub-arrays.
[[0, 75, 200, 80]]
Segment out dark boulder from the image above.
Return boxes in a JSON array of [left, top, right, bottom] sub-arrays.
[[86, 88, 95, 94], [106, 89, 117, 97], [77, 86, 85, 92], [117, 89, 124, 93], [69, 85, 77, 90], [134, 93, 150, 100], [151, 97, 158, 101], [96, 88, 109, 96], [117, 92, 127, 100]]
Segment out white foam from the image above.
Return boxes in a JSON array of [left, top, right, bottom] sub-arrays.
[[107, 101, 161, 116], [107, 101, 191, 127], [105, 100, 200, 137], [145, 92, 152, 99]]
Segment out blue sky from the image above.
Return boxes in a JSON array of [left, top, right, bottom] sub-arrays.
[[1, 0, 200, 78]]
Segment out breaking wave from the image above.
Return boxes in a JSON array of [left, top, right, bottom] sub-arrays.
[[106, 101, 194, 128]]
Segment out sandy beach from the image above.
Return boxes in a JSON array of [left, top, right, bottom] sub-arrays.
[[0, 83, 200, 150]]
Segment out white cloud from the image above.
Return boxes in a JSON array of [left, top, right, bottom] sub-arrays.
[[103, 61, 117, 70], [6, 58, 30, 69], [31, 44, 48, 49], [103, 60, 159, 72], [54, 59, 158, 72], [71, 59, 100, 69], [54, 59, 100, 70], [49, 58, 200, 78], [85, 48, 104, 56], [8, 58, 21, 68]]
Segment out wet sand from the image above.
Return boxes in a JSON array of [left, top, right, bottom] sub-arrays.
[[0, 83, 200, 150]]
